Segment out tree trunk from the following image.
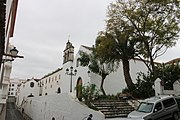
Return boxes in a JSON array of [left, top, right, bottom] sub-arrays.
[[100, 74, 107, 96], [144, 41, 155, 75], [122, 59, 134, 89]]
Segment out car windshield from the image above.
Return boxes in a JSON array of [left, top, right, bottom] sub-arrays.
[[137, 102, 154, 113]]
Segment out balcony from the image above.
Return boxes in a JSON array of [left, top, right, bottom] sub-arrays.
[[0, 94, 7, 104], [2, 76, 10, 85]]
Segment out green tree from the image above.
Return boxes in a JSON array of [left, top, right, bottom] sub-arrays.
[[95, 30, 136, 89], [80, 83, 99, 108], [95, 0, 180, 90], [107, 0, 180, 76], [79, 49, 116, 96], [157, 62, 180, 90], [133, 72, 155, 98]]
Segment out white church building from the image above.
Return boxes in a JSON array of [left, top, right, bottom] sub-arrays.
[[15, 41, 180, 120], [38, 40, 148, 97], [15, 40, 155, 120]]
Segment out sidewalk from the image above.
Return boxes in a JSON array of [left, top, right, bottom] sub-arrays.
[[5, 102, 25, 120]]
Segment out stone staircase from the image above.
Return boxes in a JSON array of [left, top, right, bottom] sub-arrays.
[[92, 99, 134, 118]]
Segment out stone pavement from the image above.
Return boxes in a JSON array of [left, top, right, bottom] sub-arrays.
[[106, 118, 143, 120], [5, 102, 25, 120]]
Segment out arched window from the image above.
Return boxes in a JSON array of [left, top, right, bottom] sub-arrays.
[[76, 58, 80, 67], [27, 93, 34, 97], [30, 82, 34, 88], [57, 87, 61, 94], [52, 117, 55, 120]]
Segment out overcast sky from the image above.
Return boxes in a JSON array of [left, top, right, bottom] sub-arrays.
[[11, 0, 180, 79]]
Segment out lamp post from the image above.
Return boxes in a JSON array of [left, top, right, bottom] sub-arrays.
[[0, 47, 24, 90], [66, 66, 77, 92]]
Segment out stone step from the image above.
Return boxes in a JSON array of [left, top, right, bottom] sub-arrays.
[[94, 101, 129, 106], [97, 107, 134, 111], [101, 109, 132, 113], [93, 103, 130, 106], [105, 113, 128, 118], [96, 106, 134, 109], [92, 99, 134, 118]]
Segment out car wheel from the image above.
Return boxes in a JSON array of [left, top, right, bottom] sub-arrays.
[[173, 112, 179, 120]]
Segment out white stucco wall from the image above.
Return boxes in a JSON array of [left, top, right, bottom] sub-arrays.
[[41, 69, 62, 96], [73, 46, 148, 95], [174, 80, 180, 95], [22, 94, 104, 120], [16, 79, 39, 107]]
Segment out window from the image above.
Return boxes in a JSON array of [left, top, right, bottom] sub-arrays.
[[137, 102, 154, 113], [59, 75, 61, 80], [11, 92, 13, 95], [12, 84, 14, 87], [51, 85, 52, 88], [45, 86, 47, 89], [52, 77, 54, 82], [30, 82, 34, 88], [49, 77, 51, 83], [55, 76, 57, 81], [11, 88, 14, 91], [8, 92, 10, 95], [76, 58, 80, 67], [52, 117, 55, 120], [57, 87, 61, 94], [45, 93, 47, 95], [46, 79, 47, 84], [154, 102, 162, 112], [162, 98, 176, 108]]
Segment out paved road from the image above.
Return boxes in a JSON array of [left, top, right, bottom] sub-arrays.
[[5, 102, 25, 120]]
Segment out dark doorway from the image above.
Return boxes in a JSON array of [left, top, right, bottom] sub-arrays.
[[57, 87, 61, 94], [76, 77, 83, 101]]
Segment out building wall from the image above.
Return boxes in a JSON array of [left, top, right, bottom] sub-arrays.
[[16, 79, 39, 107], [38, 44, 148, 97], [8, 78, 24, 97], [22, 94, 104, 120], [73, 45, 148, 95], [41, 69, 62, 96]]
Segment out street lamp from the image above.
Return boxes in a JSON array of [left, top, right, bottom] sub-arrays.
[[0, 47, 24, 89], [66, 66, 77, 92]]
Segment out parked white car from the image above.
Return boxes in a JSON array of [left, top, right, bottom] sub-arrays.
[[128, 95, 179, 120]]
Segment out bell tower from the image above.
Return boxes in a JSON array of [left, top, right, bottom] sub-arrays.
[[63, 40, 74, 64]]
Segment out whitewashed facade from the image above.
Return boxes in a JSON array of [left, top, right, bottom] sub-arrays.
[[0, 0, 19, 120], [16, 41, 155, 120], [37, 41, 149, 97], [22, 94, 105, 120], [154, 58, 180, 96], [8, 78, 21, 97], [16, 78, 40, 108]]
